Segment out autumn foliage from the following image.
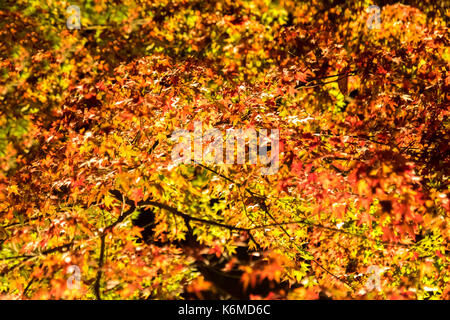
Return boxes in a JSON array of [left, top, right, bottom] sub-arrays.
[[0, 0, 449, 300]]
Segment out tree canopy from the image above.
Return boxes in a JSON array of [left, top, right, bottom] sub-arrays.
[[0, 0, 449, 300]]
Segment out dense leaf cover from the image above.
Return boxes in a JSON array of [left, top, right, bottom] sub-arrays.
[[0, 0, 449, 299]]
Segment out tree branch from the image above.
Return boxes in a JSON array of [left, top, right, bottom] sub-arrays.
[[93, 233, 106, 300]]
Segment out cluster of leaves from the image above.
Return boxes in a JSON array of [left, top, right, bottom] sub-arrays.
[[0, 0, 449, 299]]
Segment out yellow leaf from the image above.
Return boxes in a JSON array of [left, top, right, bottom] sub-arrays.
[[358, 179, 368, 196], [8, 185, 19, 195], [382, 164, 392, 174], [104, 194, 116, 208]]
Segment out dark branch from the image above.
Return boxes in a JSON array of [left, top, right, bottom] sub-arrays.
[[93, 233, 106, 300]]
